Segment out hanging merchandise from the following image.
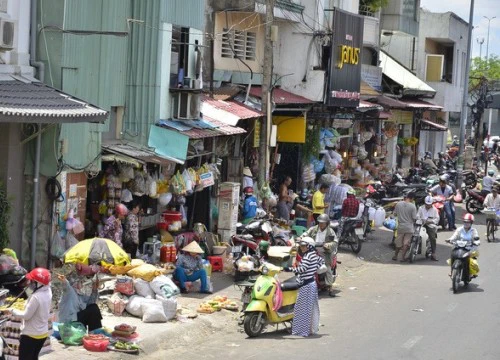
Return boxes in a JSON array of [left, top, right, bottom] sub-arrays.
[[120, 188, 133, 203], [182, 169, 194, 195], [118, 164, 135, 183], [156, 178, 169, 195], [302, 163, 316, 183], [132, 171, 146, 196], [159, 193, 172, 207], [311, 157, 325, 173], [171, 171, 186, 195]]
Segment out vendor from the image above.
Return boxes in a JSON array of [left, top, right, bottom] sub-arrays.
[[294, 189, 313, 219], [174, 242, 212, 294], [242, 187, 258, 224], [57, 264, 103, 331], [242, 167, 253, 190], [123, 200, 141, 259], [100, 203, 128, 247]]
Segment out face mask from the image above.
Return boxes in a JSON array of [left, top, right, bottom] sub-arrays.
[[464, 223, 472, 230]]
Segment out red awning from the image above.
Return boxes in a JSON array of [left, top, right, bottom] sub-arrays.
[[374, 95, 408, 109], [249, 86, 314, 105], [421, 118, 447, 131], [201, 96, 263, 126]]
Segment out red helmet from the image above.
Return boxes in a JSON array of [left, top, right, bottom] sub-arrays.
[[115, 203, 128, 217], [463, 213, 475, 223], [243, 187, 254, 194], [26, 267, 51, 286]]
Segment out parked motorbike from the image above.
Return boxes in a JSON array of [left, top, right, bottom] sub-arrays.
[[446, 236, 480, 293], [465, 188, 485, 214], [332, 218, 363, 254], [408, 219, 431, 263], [232, 218, 289, 255], [243, 264, 297, 337]]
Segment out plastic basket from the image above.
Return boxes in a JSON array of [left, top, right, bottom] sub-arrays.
[[483, 209, 497, 219]]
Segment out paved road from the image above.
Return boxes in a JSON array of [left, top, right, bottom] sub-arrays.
[[169, 208, 500, 360]]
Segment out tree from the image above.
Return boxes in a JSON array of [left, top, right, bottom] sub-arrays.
[[359, 0, 389, 14], [470, 55, 500, 87]]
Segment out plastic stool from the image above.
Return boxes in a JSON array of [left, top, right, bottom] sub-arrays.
[[207, 256, 223, 272]]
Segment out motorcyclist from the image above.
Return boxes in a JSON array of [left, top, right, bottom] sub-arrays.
[[482, 169, 495, 195], [301, 213, 338, 292], [422, 152, 438, 174], [437, 152, 447, 169], [452, 135, 459, 147], [430, 175, 456, 230], [417, 196, 439, 261], [446, 213, 480, 276]]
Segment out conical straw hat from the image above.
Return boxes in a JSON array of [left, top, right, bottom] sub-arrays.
[[182, 241, 204, 254]]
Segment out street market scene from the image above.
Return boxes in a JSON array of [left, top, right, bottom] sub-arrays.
[[0, 0, 499, 359]]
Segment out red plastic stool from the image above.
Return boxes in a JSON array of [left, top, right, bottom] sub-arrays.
[[207, 256, 223, 272]]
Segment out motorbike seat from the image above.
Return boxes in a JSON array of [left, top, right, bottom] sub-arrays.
[[281, 277, 300, 291], [381, 197, 404, 202]]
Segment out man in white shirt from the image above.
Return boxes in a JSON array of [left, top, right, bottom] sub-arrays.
[[417, 196, 439, 261], [482, 169, 495, 194], [484, 187, 500, 209]]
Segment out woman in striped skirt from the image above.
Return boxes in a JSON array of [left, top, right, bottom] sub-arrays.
[[289, 236, 325, 337]]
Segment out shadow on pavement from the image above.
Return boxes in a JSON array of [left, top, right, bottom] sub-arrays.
[[244, 327, 328, 340], [451, 282, 484, 294]]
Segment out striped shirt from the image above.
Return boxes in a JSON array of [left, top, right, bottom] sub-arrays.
[[294, 248, 325, 284]]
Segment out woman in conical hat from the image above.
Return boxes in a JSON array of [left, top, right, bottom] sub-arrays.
[[174, 241, 212, 294]]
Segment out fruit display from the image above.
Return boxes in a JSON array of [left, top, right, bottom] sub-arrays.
[[0, 297, 26, 311], [197, 296, 239, 313], [114, 341, 139, 351]]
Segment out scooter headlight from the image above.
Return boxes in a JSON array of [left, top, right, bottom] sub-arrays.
[[261, 266, 269, 275]]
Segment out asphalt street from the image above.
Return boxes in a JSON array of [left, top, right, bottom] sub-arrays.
[[167, 206, 500, 360]]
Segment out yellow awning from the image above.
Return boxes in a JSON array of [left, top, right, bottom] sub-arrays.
[[273, 116, 306, 143]]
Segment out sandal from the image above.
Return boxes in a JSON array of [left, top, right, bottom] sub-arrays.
[[392, 256, 398, 261]]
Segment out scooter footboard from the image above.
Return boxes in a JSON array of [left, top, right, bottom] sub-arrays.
[[245, 300, 268, 313]]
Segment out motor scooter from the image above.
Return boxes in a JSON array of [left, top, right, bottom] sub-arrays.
[[408, 219, 431, 263], [465, 189, 485, 214], [432, 195, 448, 230], [446, 236, 480, 293], [243, 263, 297, 337]]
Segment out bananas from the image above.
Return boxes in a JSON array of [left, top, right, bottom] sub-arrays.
[[0, 298, 26, 311]]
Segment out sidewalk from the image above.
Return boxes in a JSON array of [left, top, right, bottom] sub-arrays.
[[42, 229, 393, 359]]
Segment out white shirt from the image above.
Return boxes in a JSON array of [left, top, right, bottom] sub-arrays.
[[315, 228, 327, 246], [483, 176, 495, 192], [484, 193, 500, 209], [417, 205, 439, 228], [243, 176, 253, 189], [13, 285, 52, 336]]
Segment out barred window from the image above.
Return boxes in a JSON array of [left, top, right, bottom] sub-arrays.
[[221, 28, 257, 61]]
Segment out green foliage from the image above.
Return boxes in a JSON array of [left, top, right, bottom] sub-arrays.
[[0, 182, 10, 250], [360, 0, 389, 13], [470, 56, 500, 87], [303, 127, 320, 161]]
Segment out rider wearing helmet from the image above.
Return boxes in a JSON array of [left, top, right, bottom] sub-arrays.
[[448, 213, 480, 275], [482, 169, 495, 194], [301, 213, 338, 291], [452, 135, 459, 147], [422, 152, 438, 173], [430, 176, 456, 230], [241, 186, 258, 224], [417, 196, 439, 261], [11, 268, 52, 359]]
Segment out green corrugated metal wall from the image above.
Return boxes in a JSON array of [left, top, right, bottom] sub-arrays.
[[163, 0, 205, 28]]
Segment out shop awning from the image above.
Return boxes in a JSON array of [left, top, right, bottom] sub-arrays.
[[102, 140, 184, 166], [379, 51, 436, 98], [357, 100, 383, 112], [248, 86, 314, 105], [0, 76, 108, 124], [399, 99, 443, 110], [101, 153, 141, 167], [420, 118, 448, 131], [201, 96, 262, 126], [148, 126, 189, 163], [374, 95, 408, 109], [157, 118, 246, 139]]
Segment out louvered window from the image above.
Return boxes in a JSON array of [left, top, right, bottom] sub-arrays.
[[221, 28, 257, 61]]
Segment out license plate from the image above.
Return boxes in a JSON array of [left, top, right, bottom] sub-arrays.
[[355, 228, 364, 236], [242, 292, 251, 304], [232, 245, 243, 253]]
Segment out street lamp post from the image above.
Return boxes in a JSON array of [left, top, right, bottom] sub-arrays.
[[477, 37, 484, 59], [484, 16, 496, 60]]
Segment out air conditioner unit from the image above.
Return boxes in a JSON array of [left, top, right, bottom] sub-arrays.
[[0, 19, 14, 49], [172, 92, 200, 120]]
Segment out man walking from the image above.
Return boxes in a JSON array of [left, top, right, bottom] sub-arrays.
[[393, 193, 417, 261], [312, 184, 329, 223]]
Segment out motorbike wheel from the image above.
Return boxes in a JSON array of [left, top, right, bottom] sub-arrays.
[[243, 312, 266, 337], [349, 232, 362, 254], [451, 265, 460, 294], [465, 199, 481, 214], [409, 241, 417, 264]]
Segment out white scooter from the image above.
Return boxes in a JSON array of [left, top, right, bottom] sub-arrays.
[[408, 219, 431, 263]]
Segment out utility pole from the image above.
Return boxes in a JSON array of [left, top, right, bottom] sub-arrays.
[[457, 0, 475, 180], [484, 16, 496, 61], [258, 0, 275, 186], [203, 0, 215, 98]]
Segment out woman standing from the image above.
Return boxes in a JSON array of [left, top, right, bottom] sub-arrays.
[[123, 200, 141, 258], [11, 268, 52, 360], [287, 237, 324, 337], [100, 203, 128, 247]]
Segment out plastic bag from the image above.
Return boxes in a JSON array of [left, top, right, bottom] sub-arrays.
[[156, 294, 178, 321], [0, 255, 17, 275], [73, 220, 85, 235], [126, 295, 156, 317], [150, 275, 180, 299], [141, 300, 168, 323], [114, 275, 135, 296], [59, 322, 87, 346], [132, 172, 146, 196], [51, 232, 66, 259], [133, 278, 155, 298], [107, 292, 129, 316], [65, 233, 79, 250], [127, 264, 167, 282], [383, 218, 397, 231]]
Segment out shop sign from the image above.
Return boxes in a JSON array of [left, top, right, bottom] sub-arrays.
[[253, 121, 261, 147], [200, 172, 215, 188], [326, 8, 364, 108], [361, 64, 382, 91]]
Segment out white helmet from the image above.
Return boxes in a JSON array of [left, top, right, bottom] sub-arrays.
[[424, 196, 434, 205], [299, 236, 315, 247]]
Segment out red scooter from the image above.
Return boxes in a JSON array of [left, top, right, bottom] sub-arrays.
[[433, 195, 448, 230]]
